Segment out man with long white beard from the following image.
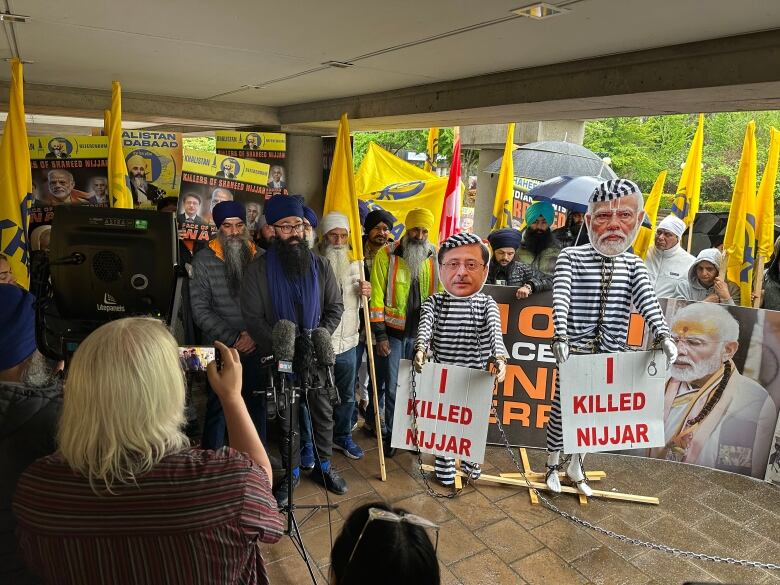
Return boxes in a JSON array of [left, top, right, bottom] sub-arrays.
[[241, 194, 346, 507], [190, 201, 266, 450], [369, 208, 439, 457], [548, 179, 677, 496], [651, 302, 777, 477], [126, 154, 166, 206], [316, 212, 372, 460]]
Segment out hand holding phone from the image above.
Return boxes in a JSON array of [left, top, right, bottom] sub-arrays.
[[207, 341, 242, 403]]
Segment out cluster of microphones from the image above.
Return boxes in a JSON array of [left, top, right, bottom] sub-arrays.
[[263, 320, 339, 418]]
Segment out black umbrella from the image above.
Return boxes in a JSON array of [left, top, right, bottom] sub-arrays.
[[484, 141, 617, 181]]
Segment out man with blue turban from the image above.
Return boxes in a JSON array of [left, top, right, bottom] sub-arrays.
[[516, 201, 561, 275]]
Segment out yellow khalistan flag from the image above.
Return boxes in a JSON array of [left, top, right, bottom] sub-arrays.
[[423, 128, 439, 174], [0, 59, 33, 289], [632, 170, 667, 260], [491, 123, 516, 230], [723, 121, 757, 307], [324, 113, 363, 261], [670, 113, 704, 227], [756, 127, 780, 262], [107, 81, 133, 208]]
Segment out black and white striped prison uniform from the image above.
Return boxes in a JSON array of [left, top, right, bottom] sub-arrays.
[[546, 244, 670, 451], [415, 292, 508, 484]]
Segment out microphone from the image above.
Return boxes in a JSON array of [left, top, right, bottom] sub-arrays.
[[311, 327, 339, 404], [272, 319, 296, 373]]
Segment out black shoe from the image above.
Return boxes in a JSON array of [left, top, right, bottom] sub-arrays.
[[274, 472, 301, 509], [311, 465, 348, 495], [383, 440, 397, 458]]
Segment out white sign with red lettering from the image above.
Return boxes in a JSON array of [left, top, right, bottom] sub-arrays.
[[391, 359, 494, 463], [559, 351, 666, 453]]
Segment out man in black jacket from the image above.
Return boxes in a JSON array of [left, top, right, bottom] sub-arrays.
[[0, 284, 62, 585], [241, 195, 346, 507], [486, 228, 553, 299], [191, 200, 265, 448]]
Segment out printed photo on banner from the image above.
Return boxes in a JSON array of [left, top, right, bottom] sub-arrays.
[[392, 360, 495, 463], [179, 149, 270, 248], [28, 136, 109, 232], [511, 176, 566, 230], [216, 130, 287, 195], [635, 298, 780, 479], [766, 423, 780, 485], [122, 130, 183, 206]]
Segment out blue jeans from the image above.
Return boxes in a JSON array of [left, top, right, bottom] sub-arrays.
[[367, 335, 415, 439], [333, 346, 358, 442], [201, 351, 266, 449]]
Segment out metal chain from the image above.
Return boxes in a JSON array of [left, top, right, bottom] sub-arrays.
[[490, 397, 780, 571], [409, 367, 473, 498]]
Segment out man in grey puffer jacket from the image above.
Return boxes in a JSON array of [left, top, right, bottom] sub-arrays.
[[191, 200, 265, 447], [674, 247, 740, 305]]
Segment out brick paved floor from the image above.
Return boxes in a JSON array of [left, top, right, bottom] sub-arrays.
[[262, 428, 780, 585]]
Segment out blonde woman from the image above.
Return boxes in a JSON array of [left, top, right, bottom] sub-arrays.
[[13, 318, 283, 585]]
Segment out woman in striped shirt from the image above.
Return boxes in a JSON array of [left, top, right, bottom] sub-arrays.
[[413, 233, 509, 486]]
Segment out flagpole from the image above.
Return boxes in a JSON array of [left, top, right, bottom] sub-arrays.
[[753, 257, 765, 308]]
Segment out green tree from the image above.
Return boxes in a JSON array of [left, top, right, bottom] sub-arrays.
[[183, 136, 216, 152]]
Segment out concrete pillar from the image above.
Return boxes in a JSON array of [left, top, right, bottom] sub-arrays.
[[286, 134, 325, 214], [473, 149, 503, 237]]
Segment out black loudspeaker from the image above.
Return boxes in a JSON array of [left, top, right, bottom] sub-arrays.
[[49, 206, 178, 322]]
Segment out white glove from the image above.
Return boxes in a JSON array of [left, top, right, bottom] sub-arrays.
[[552, 341, 570, 364], [660, 337, 678, 370], [494, 359, 506, 383], [413, 349, 426, 373]]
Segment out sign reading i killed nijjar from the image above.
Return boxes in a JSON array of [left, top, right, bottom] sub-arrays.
[[391, 359, 494, 463], [559, 350, 666, 453]]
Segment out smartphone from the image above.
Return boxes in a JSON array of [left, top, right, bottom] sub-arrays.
[[178, 346, 217, 372]]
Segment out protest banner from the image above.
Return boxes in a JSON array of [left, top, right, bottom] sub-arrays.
[[559, 351, 666, 453], [391, 359, 494, 463], [178, 149, 270, 249], [216, 131, 286, 195], [122, 130, 183, 205], [29, 136, 109, 232]]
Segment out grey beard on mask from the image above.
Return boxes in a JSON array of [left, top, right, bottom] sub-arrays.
[[219, 230, 252, 296], [323, 244, 352, 282], [401, 235, 432, 277], [21, 350, 59, 388]]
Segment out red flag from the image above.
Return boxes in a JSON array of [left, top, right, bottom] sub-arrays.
[[439, 132, 462, 242]]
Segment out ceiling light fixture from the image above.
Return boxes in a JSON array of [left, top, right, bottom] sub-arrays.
[[322, 60, 354, 69], [511, 3, 568, 19], [0, 13, 29, 23]]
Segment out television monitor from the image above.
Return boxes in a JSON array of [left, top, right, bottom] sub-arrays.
[[49, 206, 178, 322]]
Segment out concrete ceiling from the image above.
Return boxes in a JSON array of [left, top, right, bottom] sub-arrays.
[[1, 0, 779, 133]]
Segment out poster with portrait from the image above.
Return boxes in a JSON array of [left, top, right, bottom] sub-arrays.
[[178, 149, 270, 250], [28, 136, 109, 244], [122, 130, 183, 206], [216, 131, 286, 195], [766, 418, 780, 484]]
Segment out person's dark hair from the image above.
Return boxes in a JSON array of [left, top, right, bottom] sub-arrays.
[[330, 502, 440, 585], [156, 196, 180, 211], [182, 192, 202, 205], [437, 242, 489, 266]]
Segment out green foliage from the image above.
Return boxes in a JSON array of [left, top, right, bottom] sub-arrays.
[[584, 112, 780, 202], [183, 136, 216, 153], [352, 128, 454, 170]]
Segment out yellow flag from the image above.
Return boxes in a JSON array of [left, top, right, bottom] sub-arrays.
[[632, 170, 667, 260], [423, 128, 439, 173], [756, 127, 779, 261], [491, 123, 516, 230], [0, 59, 33, 289], [670, 113, 704, 227], [324, 113, 363, 261], [723, 121, 757, 306], [108, 81, 133, 209]]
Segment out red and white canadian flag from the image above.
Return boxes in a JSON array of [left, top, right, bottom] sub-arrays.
[[438, 130, 462, 242]]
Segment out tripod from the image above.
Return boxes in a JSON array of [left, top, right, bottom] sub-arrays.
[[277, 371, 338, 583]]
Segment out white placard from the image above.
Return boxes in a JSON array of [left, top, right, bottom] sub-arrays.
[[391, 359, 494, 463], [559, 351, 666, 453]]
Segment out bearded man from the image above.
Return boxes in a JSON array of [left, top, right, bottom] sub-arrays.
[[34, 169, 92, 207], [516, 201, 561, 275], [486, 227, 552, 299], [126, 154, 166, 206], [315, 212, 371, 460], [190, 201, 265, 450], [645, 214, 695, 297], [547, 179, 677, 496], [650, 302, 777, 478], [552, 210, 589, 248], [241, 194, 347, 507], [369, 207, 439, 456]]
